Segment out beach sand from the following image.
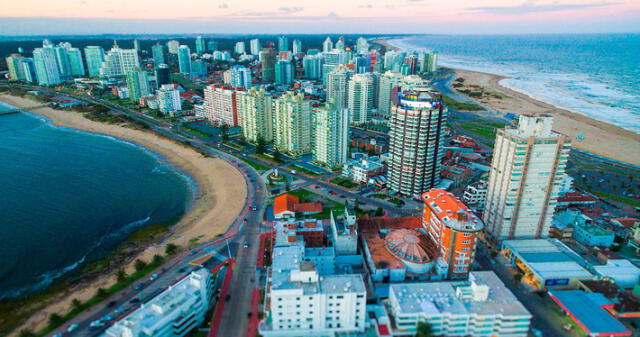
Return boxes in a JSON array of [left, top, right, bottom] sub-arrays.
[[452, 69, 640, 166], [0, 93, 247, 335]]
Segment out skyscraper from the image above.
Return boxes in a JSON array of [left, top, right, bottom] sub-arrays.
[[84, 46, 105, 78], [423, 189, 483, 279], [54, 43, 73, 81], [377, 71, 404, 116], [19, 58, 37, 83], [347, 73, 375, 124], [235, 41, 246, 55], [403, 54, 419, 75], [156, 84, 182, 115], [275, 59, 293, 85], [237, 87, 274, 143], [302, 54, 323, 80], [166, 40, 180, 54], [195, 36, 205, 55], [335, 36, 345, 50], [33, 47, 62, 85], [483, 115, 571, 241], [151, 43, 165, 66], [67, 48, 85, 77], [356, 37, 369, 55], [250, 38, 261, 55], [5, 54, 24, 81], [313, 103, 348, 167], [133, 39, 140, 53], [292, 39, 302, 54], [388, 89, 447, 197], [126, 68, 150, 102], [353, 55, 371, 74], [229, 65, 252, 89], [204, 84, 239, 126], [100, 44, 139, 78], [277, 36, 288, 52], [261, 48, 277, 82], [420, 51, 438, 73], [178, 45, 192, 75], [274, 92, 312, 156], [325, 65, 353, 110], [155, 64, 171, 86], [207, 40, 218, 52], [322, 37, 333, 53]]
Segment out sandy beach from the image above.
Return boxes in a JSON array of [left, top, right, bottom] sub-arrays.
[[0, 93, 247, 335], [380, 38, 639, 167]]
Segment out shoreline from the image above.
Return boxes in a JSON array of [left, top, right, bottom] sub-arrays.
[[382, 38, 640, 167], [0, 93, 248, 336]]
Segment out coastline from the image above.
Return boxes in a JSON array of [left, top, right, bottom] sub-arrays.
[[382, 38, 640, 167], [0, 93, 247, 335]]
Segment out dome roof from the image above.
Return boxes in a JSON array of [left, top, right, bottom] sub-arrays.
[[384, 229, 435, 264]]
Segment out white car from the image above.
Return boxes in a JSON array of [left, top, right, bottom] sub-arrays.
[[67, 323, 79, 332], [149, 273, 159, 281]]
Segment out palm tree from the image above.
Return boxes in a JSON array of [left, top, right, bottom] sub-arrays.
[[152, 254, 165, 265], [256, 136, 267, 154], [71, 298, 82, 311], [19, 329, 36, 337], [134, 259, 148, 272], [220, 124, 229, 141], [165, 243, 178, 255], [116, 269, 127, 283], [415, 321, 434, 337]]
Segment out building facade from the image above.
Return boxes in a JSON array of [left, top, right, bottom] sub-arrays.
[[237, 87, 274, 143], [312, 103, 348, 167], [178, 45, 192, 75], [347, 73, 375, 125], [273, 92, 312, 156], [325, 65, 353, 110], [157, 84, 182, 115], [204, 84, 239, 126], [84, 46, 105, 77]]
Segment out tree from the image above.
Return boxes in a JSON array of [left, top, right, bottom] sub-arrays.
[[165, 243, 178, 255], [152, 254, 165, 265], [48, 313, 63, 327], [415, 321, 434, 337], [116, 268, 127, 283], [19, 330, 36, 337], [220, 124, 229, 141], [375, 207, 384, 216], [71, 298, 82, 311], [134, 259, 148, 272], [273, 149, 282, 163], [96, 288, 108, 298], [514, 273, 523, 283], [256, 136, 267, 154]]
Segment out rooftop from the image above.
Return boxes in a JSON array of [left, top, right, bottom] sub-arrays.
[[273, 193, 299, 216], [549, 290, 630, 336], [422, 189, 483, 232], [384, 229, 434, 264], [502, 239, 593, 280]]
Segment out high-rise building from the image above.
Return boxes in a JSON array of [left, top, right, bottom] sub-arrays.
[[5, 54, 24, 81], [313, 103, 348, 167], [277, 36, 288, 52], [335, 36, 345, 50], [274, 92, 312, 156], [302, 54, 323, 80], [133, 39, 140, 53], [33, 47, 62, 86], [178, 45, 192, 75], [420, 51, 438, 73], [207, 40, 218, 52], [353, 55, 370, 74], [356, 37, 369, 55], [292, 39, 302, 54], [166, 40, 180, 54], [203, 84, 239, 126], [423, 189, 483, 279], [261, 48, 277, 82], [347, 73, 375, 124], [384, 50, 406, 72], [19, 58, 37, 83], [151, 43, 165, 66], [325, 65, 353, 110], [100, 44, 140, 78], [156, 84, 182, 115], [54, 43, 73, 81], [195, 36, 205, 55], [388, 89, 447, 197], [237, 87, 274, 143], [229, 65, 252, 89], [377, 71, 404, 116], [125, 67, 150, 102], [322, 37, 333, 53], [84, 46, 105, 77], [234, 41, 246, 54], [250, 38, 261, 55], [192, 59, 207, 78], [155, 64, 171, 86], [403, 54, 419, 75], [275, 59, 293, 85], [67, 48, 85, 77], [483, 115, 571, 241]]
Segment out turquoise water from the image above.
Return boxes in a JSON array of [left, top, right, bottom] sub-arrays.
[[391, 34, 640, 133], [0, 105, 193, 299]]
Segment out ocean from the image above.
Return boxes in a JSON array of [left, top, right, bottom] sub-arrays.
[[390, 34, 640, 133], [0, 105, 193, 300]]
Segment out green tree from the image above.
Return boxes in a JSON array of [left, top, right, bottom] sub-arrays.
[[375, 207, 384, 216], [165, 243, 178, 255], [415, 321, 434, 337], [48, 313, 63, 327], [71, 298, 82, 311], [514, 273, 523, 283], [256, 136, 267, 154], [116, 268, 127, 283], [19, 329, 37, 337], [96, 288, 108, 298], [134, 259, 148, 272], [152, 254, 165, 265], [273, 149, 282, 163], [220, 124, 229, 141]]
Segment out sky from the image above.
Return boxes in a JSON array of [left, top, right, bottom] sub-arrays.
[[1, 0, 639, 36]]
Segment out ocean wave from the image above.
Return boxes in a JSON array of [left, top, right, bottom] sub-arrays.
[[389, 37, 640, 133]]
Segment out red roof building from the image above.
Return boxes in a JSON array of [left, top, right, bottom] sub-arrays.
[[273, 193, 323, 219], [557, 192, 597, 207]]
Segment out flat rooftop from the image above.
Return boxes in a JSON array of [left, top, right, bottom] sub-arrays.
[[503, 239, 593, 280], [550, 290, 630, 336]]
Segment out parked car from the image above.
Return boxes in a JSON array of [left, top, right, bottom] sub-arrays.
[[243, 241, 249, 248], [149, 273, 159, 281], [67, 323, 79, 332]]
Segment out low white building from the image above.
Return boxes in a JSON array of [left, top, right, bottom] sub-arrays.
[[461, 180, 487, 209], [260, 245, 367, 337], [387, 271, 531, 337], [573, 222, 615, 247], [342, 154, 385, 184], [330, 208, 358, 256], [105, 268, 213, 337], [593, 259, 640, 288]]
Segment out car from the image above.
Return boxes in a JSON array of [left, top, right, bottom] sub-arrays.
[[90, 320, 105, 328], [106, 301, 116, 308], [133, 283, 144, 290], [114, 306, 125, 314], [67, 323, 79, 332], [149, 273, 159, 281], [290, 169, 297, 174], [251, 205, 257, 211], [531, 328, 543, 337], [53, 334, 62, 337], [243, 241, 249, 248], [129, 298, 141, 304], [101, 314, 114, 321]]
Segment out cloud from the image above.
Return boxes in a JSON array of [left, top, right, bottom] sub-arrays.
[[278, 7, 303, 13], [327, 12, 339, 18], [358, 4, 373, 8], [218, 3, 228, 9], [469, 1, 617, 15]]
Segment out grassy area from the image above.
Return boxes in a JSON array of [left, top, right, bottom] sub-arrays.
[[289, 189, 344, 219], [459, 122, 497, 139], [242, 158, 270, 172], [292, 164, 322, 177], [222, 141, 245, 151], [254, 153, 283, 164], [442, 95, 485, 112], [330, 177, 359, 189], [180, 124, 213, 138], [591, 191, 640, 207]]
